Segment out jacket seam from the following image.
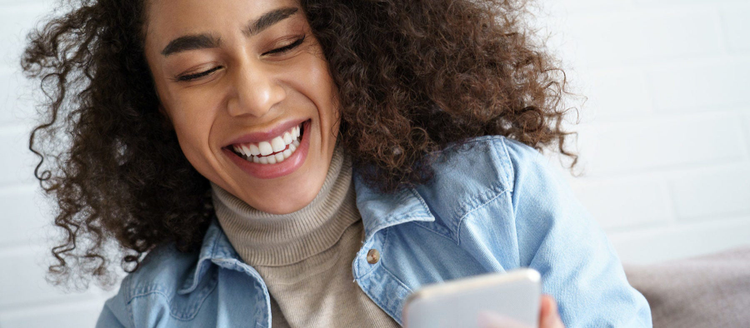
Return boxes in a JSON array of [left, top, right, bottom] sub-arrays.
[[128, 286, 216, 322], [498, 137, 521, 267], [452, 137, 514, 244], [497, 137, 514, 183], [179, 270, 219, 321], [181, 231, 220, 295], [126, 302, 134, 328], [379, 262, 414, 324], [129, 290, 172, 302], [357, 259, 411, 325], [127, 291, 176, 323], [359, 227, 391, 279], [380, 227, 392, 273], [407, 187, 431, 213], [124, 276, 135, 328], [455, 187, 510, 246], [412, 222, 459, 245], [380, 263, 413, 294], [129, 291, 188, 321]]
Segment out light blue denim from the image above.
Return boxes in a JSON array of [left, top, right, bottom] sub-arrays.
[[96, 136, 652, 327]]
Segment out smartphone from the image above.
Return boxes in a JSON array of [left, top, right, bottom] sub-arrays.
[[403, 268, 541, 328]]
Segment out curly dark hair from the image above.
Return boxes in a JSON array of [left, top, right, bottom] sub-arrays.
[[22, 0, 576, 287]]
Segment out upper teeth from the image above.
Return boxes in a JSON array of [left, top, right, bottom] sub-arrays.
[[232, 124, 302, 164]]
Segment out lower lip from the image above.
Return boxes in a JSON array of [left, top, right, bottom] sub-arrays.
[[223, 121, 311, 179]]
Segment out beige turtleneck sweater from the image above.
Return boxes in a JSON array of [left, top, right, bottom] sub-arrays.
[[212, 146, 399, 328]]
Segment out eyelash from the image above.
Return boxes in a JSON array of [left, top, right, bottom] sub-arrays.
[[265, 36, 306, 55], [175, 36, 306, 82], [177, 66, 223, 82]]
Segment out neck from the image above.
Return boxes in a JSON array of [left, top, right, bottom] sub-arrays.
[[211, 145, 359, 266]]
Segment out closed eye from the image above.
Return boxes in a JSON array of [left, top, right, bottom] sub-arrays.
[[176, 66, 224, 82], [174, 36, 306, 82], [263, 36, 305, 56]]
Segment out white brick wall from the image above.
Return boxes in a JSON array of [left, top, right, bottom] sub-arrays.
[[722, 3, 750, 53], [542, 0, 750, 265], [1, 0, 748, 326]]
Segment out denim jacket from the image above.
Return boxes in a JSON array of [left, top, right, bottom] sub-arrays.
[[96, 136, 652, 327]]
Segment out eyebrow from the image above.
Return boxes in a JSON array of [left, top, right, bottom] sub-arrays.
[[161, 7, 300, 57], [161, 34, 220, 56], [244, 7, 299, 37]]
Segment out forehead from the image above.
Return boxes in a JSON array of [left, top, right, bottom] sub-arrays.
[[145, 0, 301, 48]]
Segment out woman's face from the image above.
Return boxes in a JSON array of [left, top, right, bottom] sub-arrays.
[[143, 0, 340, 214]]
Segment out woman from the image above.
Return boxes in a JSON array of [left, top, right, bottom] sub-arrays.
[[22, 0, 651, 327]]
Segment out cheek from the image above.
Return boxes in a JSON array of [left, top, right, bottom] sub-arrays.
[[167, 98, 221, 165], [317, 76, 340, 137], [295, 56, 339, 128]]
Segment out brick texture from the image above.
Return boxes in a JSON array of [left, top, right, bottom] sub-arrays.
[[561, 5, 722, 69], [570, 175, 673, 231], [575, 68, 653, 120], [546, 0, 750, 266], [1, 0, 749, 326], [721, 3, 750, 53], [649, 59, 750, 112], [668, 164, 750, 221], [576, 113, 745, 175]]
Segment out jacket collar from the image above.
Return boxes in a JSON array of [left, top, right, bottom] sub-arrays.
[[353, 172, 435, 241], [179, 170, 435, 294], [177, 220, 239, 294]]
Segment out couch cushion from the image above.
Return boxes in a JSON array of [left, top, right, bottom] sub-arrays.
[[624, 246, 750, 328]]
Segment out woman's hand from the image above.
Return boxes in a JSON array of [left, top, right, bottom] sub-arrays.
[[537, 295, 565, 328], [477, 295, 565, 328]]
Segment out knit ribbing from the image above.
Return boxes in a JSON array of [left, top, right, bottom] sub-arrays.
[[212, 145, 358, 267]]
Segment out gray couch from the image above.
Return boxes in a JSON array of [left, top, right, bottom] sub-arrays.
[[624, 246, 750, 328]]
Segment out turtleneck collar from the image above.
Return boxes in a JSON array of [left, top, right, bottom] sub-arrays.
[[211, 144, 359, 266]]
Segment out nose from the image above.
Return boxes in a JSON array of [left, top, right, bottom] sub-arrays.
[[226, 61, 286, 118]]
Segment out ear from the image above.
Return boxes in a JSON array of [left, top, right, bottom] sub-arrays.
[[158, 104, 175, 130]]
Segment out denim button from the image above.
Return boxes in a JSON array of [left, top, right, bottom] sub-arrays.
[[366, 249, 380, 264]]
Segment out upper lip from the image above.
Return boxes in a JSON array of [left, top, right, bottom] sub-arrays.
[[224, 119, 307, 147]]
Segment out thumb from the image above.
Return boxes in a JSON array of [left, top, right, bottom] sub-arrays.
[[540, 296, 565, 328]]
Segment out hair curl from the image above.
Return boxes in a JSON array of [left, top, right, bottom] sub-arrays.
[[22, 0, 576, 287]]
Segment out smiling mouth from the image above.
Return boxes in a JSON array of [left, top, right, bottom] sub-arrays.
[[230, 122, 306, 164]]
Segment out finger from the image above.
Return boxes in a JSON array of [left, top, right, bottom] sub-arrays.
[[540, 296, 565, 328], [477, 311, 533, 328]]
